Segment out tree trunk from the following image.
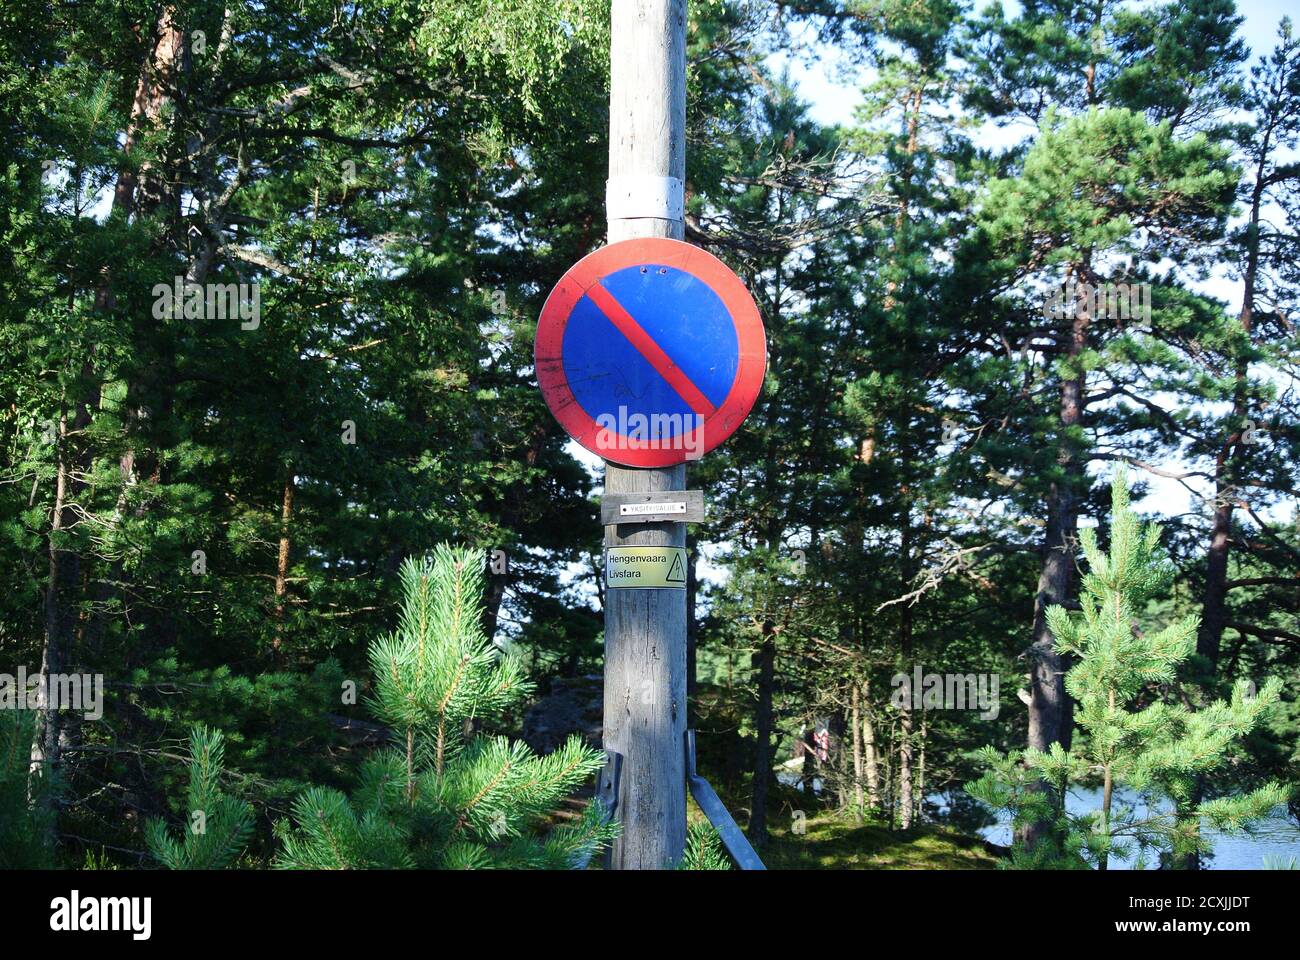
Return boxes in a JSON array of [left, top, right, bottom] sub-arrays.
[[84, 8, 189, 658], [1100, 745, 1112, 868], [863, 686, 881, 807], [31, 8, 185, 802], [1198, 147, 1266, 673], [850, 682, 865, 818], [898, 533, 915, 830], [32, 414, 80, 794], [1198, 491, 1234, 673], [481, 575, 506, 644], [886, 719, 897, 830], [1169, 797, 1203, 870], [115, 8, 184, 216], [831, 711, 848, 809], [1022, 262, 1090, 848], [272, 470, 296, 653], [799, 722, 817, 796], [747, 621, 777, 845], [898, 688, 913, 829], [916, 712, 926, 824]]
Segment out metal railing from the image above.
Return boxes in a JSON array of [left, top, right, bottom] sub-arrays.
[[685, 730, 765, 870]]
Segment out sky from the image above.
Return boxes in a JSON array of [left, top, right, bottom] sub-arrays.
[[776, 0, 1297, 133]]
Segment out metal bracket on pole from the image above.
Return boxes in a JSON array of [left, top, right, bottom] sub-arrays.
[[596, 749, 623, 824], [571, 750, 623, 870], [606, 174, 684, 222], [684, 730, 766, 870]]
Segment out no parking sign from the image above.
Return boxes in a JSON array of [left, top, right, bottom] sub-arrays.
[[535, 238, 766, 467]]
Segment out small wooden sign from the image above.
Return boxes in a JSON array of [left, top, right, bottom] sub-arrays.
[[601, 490, 705, 525]]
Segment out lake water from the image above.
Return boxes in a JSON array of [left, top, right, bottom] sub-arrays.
[[781, 771, 1300, 868], [952, 786, 1300, 870]]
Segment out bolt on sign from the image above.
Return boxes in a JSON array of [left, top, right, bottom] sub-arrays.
[[605, 546, 688, 589], [535, 237, 767, 467]]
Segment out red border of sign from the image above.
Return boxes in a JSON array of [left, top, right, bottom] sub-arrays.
[[535, 237, 766, 468]]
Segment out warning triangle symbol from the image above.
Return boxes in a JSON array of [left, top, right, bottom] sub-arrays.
[[666, 552, 686, 584]]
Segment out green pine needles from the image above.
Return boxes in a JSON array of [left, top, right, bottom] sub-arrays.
[[0, 710, 54, 868], [274, 546, 616, 869], [145, 725, 254, 869], [968, 470, 1288, 869], [678, 821, 732, 871]]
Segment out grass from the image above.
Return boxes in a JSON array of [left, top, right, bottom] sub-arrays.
[[686, 683, 1005, 870], [759, 810, 1004, 870], [685, 783, 1005, 870]]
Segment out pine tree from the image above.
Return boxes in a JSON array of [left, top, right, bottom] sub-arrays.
[[144, 725, 254, 870], [1196, 18, 1300, 674], [685, 4, 873, 844], [967, 470, 1288, 869], [678, 822, 731, 871], [273, 547, 615, 869], [0, 0, 612, 856], [0, 711, 54, 868], [956, 0, 1244, 853]]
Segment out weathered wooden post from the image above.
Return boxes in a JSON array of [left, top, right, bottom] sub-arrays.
[[534, 0, 764, 870], [601, 0, 689, 870]]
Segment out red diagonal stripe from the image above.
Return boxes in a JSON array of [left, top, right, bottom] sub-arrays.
[[584, 281, 717, 417]]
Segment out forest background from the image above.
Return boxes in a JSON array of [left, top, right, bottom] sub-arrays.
[[1, 0, 1297, 868]]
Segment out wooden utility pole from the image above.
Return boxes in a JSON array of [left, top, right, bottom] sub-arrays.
[[601, 0, 688, 869]]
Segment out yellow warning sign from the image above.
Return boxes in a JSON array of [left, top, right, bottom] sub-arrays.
[[605, 546, 688, 589]]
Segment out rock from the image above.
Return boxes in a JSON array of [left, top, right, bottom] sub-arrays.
[[523, 675, 603, 754]]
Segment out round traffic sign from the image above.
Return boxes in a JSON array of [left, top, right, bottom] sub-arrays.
[[535, 237, 766, 467]]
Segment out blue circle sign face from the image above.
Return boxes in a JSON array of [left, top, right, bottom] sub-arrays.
[[535, 238, 766, 467], [562, 263, 739, 435]]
